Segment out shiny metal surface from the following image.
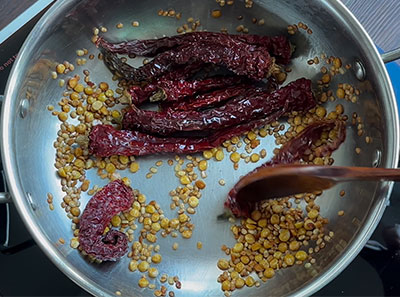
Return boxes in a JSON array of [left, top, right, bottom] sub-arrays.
[[353, 60, 366, 81], [382, 47, 400, 64], [1, 0, 399, 297], [0, 192, 10, 204]]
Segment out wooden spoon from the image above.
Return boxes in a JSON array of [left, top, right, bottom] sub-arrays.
[[234, 164, 400, 203]]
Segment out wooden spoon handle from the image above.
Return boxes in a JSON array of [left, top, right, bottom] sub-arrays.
[[304, 166, 400, 182], [234, 165, 400, 203]]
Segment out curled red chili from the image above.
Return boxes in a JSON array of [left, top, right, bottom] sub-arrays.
[[225, 120, 347, 217], [122, 78, 315, 136], [97, 32, 291, 64], [78, 180, 134, 261]]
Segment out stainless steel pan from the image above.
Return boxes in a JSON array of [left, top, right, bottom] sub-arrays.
[[1, 0, 400, 296]]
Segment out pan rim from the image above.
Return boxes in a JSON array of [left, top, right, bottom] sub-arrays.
[[1, 0, 399, 296]]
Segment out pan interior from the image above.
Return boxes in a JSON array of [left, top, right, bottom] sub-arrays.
[[3, 0, 397, 296]]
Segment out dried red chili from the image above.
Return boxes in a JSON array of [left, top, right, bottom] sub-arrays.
[[225, 120, 347, 217], [234, 35, 292, 65], [89, 83, 315, 158], [174, 79, 280, 112], [129, 62, 205, 105], [78, 180, 134, 261], [97, 32, 291, 64], [170, 85, 251, 111], [157, 62, 204, 81], [130, 76, 244, 105], [101, 38, 277, 81], [89, 107, 286, 157], [122, 78, 314, 136], [89, 124, 215, 157]]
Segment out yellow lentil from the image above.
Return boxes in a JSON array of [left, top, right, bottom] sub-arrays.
[[230, 152, 240, 163], [180, 175, 190, 185], [211, 9, 222, 18], [74, 84, 84, 93], [178, 213, 188, 223], [98, 93, 107, 102], [336, 88, 345, 99], [289, 241, 300, 251], [129, 162, 139, 173], [148, 267, 159, 278], [145, 205, 155, 214], [235, 278, 245, 288], [221, 280, 230, 291], [198, 160, 208, 171], [203, 150, 213, 159], [245, 276, 255, 287], [284, 254, 295, 266], [217, 259, 230, 270], [322, 73, 331, 84], [111, 215, 121, 227], [146, 233, 157, 243], [247, 131, 257, 140], [278, 242, 288, 252], [232, 242, 243, 253], [270, 214, 279, 224], [182, 230, 192, 238], [315, 106, 326, 118], [70, 207, 80, 217], [56, 64, 66, 74], [335, 104, 344, 114], [295, 250, 308, 261], [188, 196, 199, 208], [263, 267, 275, 278], [250, 153, 260, 163], [215, 150, 224, 161], [333, 57, 342, 69], [138, 277, 149, 288], [58, 112, 68, 122], [92, 101, 103, 111], [308, 209, 319, 219], [244, 234, 255, 244], [105, 163, 116, 173], [112, 110, 121, 118], [129, 260, 138, 272]]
